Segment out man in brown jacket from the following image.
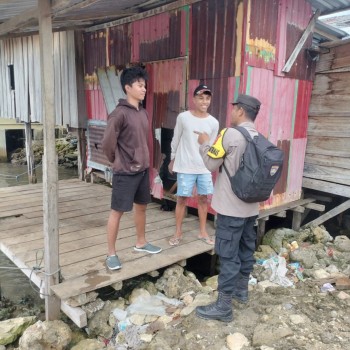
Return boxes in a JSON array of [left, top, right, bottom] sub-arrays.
[[102, 66, 161, 270]]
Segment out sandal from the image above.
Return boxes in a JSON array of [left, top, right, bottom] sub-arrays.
[[198, 236, 215, 245], [169, 236, 182, 246]]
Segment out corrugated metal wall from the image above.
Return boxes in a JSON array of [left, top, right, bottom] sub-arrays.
[[84, 0, 316, 210], [0, 31, 79, 127], [303, 40, 350, 196]]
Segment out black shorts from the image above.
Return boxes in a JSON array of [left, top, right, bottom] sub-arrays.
[[111, 169, 151, 212]]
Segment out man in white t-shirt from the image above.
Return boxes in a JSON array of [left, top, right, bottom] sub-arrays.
[[168, 84, 219, 246]]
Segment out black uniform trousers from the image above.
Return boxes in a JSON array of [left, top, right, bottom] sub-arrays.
[[215, 213, 258, 294]]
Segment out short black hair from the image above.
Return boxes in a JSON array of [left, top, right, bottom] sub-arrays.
[[236, 102, 259, 122], [120, 66, 148, 94]]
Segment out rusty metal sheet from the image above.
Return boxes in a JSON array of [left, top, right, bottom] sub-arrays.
[[83, 30, 107, 75], [131, 9, 187, 63], [145, 58, 187, 130], [86, 122, 109, 171], [294, 79, 313, 139], [275, 0, 315, 80], [108, 24, 131, 69], [85, 74, 108, 121], [190, 0, 237, 79], [243, 66, 311, 207], [244, 0, 279, 71]]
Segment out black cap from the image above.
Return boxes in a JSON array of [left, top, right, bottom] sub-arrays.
[[193, 84, 212, 97], [232, 94, 261, 112]]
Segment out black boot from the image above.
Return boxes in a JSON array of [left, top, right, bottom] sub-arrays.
[[232, 273, 249, 304], [196, 291, 233, 322]]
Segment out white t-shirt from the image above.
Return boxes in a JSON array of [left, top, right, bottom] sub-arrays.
[[171, 110, 219, 174]]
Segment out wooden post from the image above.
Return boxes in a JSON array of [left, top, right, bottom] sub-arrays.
[[24, 121, 37, 184], [38, 0, 60, 320], [77, 128, 86, 181]]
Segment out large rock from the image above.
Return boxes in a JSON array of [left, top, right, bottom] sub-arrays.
[[262, 228, 302, 253], [0, 316, 36, 346], [18, 320, 72, 350], [334, 236, 350, 252], [289, 247, 318, 269], [155, 265, 202, 298], [252, 323, 293, 346], [71, 338, 109, 350]]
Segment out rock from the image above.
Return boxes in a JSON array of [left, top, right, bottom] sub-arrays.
[[311, 226, 333, 244], [111, 281, 123, 291], [255, 245, 277, 260], [0, 316, 36, 346], [289, 247, 318, 269], [129, 288, 151, 304], [204, 275, 218, 290], [148, 270, 160, 278], [311, 269, 331, 280], [256, 281, 279, 292], [334, 235, 350, 252], [65, 292, 98, 307], [129, 314, 145, 326], [226, 332, 249, 350], [252, 323, 293, 347], [262, 228, 303, 253], [155, 265, 202, 298], [71, 338, 107, 350], [87, 300, 114, 339], [81, 298, 105, 319], [140, 333, 153, 342], [19, 320, 72, 350], [337, 291, 350, 300], [289, 314, 309, 325]]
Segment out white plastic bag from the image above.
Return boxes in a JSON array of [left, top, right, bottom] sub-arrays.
[[262, 256, 293, 287]]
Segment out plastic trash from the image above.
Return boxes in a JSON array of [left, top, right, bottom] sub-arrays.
[[320, 283, 336, 293], [113, 308, 127, 321], [262, 256, 294, 287]]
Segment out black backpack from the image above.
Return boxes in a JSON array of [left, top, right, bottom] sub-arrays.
[[223, 126, 284, 203]]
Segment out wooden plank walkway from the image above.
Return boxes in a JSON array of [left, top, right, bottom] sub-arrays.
[[0, 179, 215, 302]]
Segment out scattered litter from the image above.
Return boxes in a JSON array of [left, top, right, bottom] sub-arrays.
[[320, 283, 336, 293], [262, 256, 294, 287]]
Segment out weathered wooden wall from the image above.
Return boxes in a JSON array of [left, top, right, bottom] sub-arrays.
[[303, 39, 350, 197]]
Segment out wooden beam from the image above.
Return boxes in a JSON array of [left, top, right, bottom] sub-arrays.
[[86, 0, 202, 32], [282, 9, 320, 73], [303, 177, 350, 198], [38, 0, 61, 321], [60, 301, 87, 328], [302, 200, 350, 229], [304, 203, 325, 212], [0, 9, 38, 36]]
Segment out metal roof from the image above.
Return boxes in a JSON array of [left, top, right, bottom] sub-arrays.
[[0, 0, 349, 41], [0, 0, 177, 36]]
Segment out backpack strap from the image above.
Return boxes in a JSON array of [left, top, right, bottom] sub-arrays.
[[221, 126, 251, 177], [234, 125, 253, 142]]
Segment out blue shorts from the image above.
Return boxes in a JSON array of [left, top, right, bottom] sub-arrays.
[[176, 173, 213, 197]]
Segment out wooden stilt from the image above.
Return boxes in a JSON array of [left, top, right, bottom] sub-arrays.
[[24, 121, 37, 184]]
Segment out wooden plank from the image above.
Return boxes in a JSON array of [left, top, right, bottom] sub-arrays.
[[305, 136, 350, 158], [304, 203, 325, 212], [258, 198, 315, 219], [309, 95, 350, 117], [302, 200, 350, 228], [60, 301, 87, 328], [50, 238, 214, 300], [304, 154, 350, 170], [302, 177, 350, 198], [303, 163, 350, 186], [307, 116, 350, 138]]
